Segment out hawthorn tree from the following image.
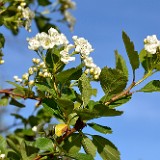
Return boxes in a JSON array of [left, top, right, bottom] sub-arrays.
[[0, 0, 160, 160]]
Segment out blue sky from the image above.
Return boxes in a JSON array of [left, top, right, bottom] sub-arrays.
[[1, 0, 160, 160]]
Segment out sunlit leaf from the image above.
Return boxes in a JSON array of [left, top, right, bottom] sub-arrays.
[[35, 137, 53, 152], [99, 67, 127, 96], [88, 122, 112, 134], [115, 50, 128, 78], [93, 135, 120, 160], [138, 80, 160, 92], [122, 31, 139, 73], [81, 135, 96, 158]]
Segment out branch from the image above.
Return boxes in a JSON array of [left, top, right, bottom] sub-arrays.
[[105, 81, 135, 105], [0, 88, 41, 101]]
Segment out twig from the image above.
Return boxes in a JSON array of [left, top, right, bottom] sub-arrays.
[[105, 81, 135, 105], [0, 88, 41, 101]]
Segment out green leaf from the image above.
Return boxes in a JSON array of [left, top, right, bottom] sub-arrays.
[[115, 50, 128, 78], [74, 104, 123, 120], [92, 135, 120, 160], [138, 80, 160, 92], [35, 83, 56, 97], [45, 47, 65, 73], [7, 150, 21, 160], [6, 81, 25, 96], [0, 33, 5, 48], [56, 98, 74, 116], [122, 31, 139, 72], [35, 137, 53, 152], [62, 133, 82, 153], [139, 49, 160, 72], [56, 65, 82, 84], [78, 73, 94, 107], [65, 153, 94, 160], [38, 0, 51, 6], [9, 98, 25, 108], [0, 135, 7, 154], [11, 113, 27, 124], [0, 96, 9, 106], [87, 123, 112, 134], [99, 67, 128, 96], [42, 98, 63, 119], [81, 135, 96, 158]]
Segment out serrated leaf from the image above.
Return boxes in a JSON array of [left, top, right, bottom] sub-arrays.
[[65, 153, 94, 160], [92, 135, 120, 160], [99, 67, 128, 96], [78, 73, 94, 107], [81, 135, 96, 158], [9, 98, 25, 108], [74, 104, 123, 120], [42, 98, 63, 119], [35, 137, 53, 152], [35, 83, 56, 97], [56, 98, 74, 116], [0, 33, 5, 48], [138, 80, 160, 92], [88, 123, 112, 134], [122, 31, 139, 72], [115, 50, 128, 78], [62, 133, 82, 153], [56, 65, 82, 84]]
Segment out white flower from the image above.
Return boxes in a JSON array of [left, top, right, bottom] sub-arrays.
[[13, 76, 22, 82], [32, 126, 38, 132], [28, 67, 33, 75], [60, 44, 75, 64], [0, 60, 4, 64], [48, 27, 69, 46], [27, 37, 40, 50], [61, 55, 75, 64], [72, 36, 94, 57], [32, 58, 40, 64], [144, 35, 160, 54], [22, 7, 35, 19], [28, 80, 34, 86], [83, 57, 96, 68], [36, 32, 54, 49], [22, 73, 29, 80], [0, 153, 5, 159]]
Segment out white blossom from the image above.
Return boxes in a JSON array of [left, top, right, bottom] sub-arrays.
[[61, 55, 75, 64], [0, 60, 4, 64], [0, 153, 5, 159], [22, 73, 29, 80], [28, 67, 33, 75], [72, 36, 94, 57], [60, 44, 75, 64], [32, 126, 38, 132], [27, 37, 40, 50], [13, 76, 22, 82], [83, 56, 96, 68], [144, 35, 160, 54], [28, 80, 34, 86], [32, 58, 40, 64]]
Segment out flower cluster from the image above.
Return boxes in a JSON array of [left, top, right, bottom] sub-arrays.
[[13, 58, 51, 86], [17, 1, 35, 32], [27, 27, 101, 79], [144, 35, 160, 54], [27, 28, 68, 50]]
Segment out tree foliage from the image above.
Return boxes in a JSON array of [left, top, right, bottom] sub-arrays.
[[0, 0, 160, 160]]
